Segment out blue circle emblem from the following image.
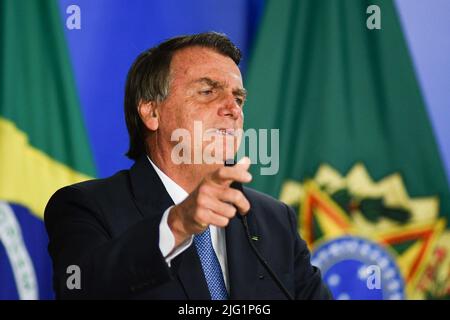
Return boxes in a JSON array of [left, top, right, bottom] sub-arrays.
[[311, 236, 405, 300]]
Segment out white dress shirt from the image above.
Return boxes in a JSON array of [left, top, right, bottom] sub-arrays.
[[148, 157, 229, 291]]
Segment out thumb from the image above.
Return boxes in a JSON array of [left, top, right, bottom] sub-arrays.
[[236, 156, 251, 171]]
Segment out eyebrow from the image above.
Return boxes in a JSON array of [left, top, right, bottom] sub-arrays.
[[194, 77, 247, 98]]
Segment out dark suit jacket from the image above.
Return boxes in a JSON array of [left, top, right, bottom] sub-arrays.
[[44, 155, 332, 299]]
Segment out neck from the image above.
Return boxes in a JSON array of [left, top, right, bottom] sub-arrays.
[[148, 146, 221, 194]]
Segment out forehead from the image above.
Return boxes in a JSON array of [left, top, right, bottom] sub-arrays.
[[169, 46, 243, 87]]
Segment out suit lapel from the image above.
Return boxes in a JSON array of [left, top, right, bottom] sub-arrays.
[[225, 195, 260, 299], [129, 155, 174, 220], [129, 155, 210, 299]]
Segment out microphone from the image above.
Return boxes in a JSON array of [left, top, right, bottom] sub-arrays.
[[225, 161, 294, 300]]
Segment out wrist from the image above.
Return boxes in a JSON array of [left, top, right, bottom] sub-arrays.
[[168, 206, 191, 246]]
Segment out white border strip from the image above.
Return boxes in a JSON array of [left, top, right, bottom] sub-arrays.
[[0, 201, 38, 299]]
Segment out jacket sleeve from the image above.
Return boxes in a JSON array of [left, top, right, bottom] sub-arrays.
[[285, 204, 334, 300], [44, 186, 173, 299]]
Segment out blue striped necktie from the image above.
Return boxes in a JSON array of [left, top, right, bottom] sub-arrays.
[[194, 227, 228, 300]]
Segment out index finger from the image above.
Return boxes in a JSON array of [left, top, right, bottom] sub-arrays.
[[210, 157, 252, 186]]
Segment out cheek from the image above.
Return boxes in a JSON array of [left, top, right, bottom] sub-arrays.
[[238, 112, 244, 125], [166, 101, 195, 129], [189, 106, 216, 126]]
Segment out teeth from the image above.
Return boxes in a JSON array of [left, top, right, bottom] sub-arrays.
[[215, 129, 234, 136]]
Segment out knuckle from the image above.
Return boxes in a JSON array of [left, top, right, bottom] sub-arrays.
[[198, 184, 210, 195], [228, 207, 237, 217], [195, 209, 207, 223], [222, 217, 230, 227], [217, 216, 229, 227], [232, 190, 242, 203], [217, 167, 226, 178], [196, 195, 206, 208]]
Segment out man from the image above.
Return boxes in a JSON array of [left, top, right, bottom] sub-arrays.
[[45, 32, 332, 299]]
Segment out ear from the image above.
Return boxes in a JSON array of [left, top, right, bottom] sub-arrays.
[[138, 101, 159, 131]]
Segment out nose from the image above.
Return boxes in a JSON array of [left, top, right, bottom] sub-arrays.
[[218, 95, 242, 120]]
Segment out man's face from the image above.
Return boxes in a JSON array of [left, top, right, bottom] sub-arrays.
[[157, 46, 246, 165]]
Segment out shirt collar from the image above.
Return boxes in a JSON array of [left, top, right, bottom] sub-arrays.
[[147, 156, 188, 205]]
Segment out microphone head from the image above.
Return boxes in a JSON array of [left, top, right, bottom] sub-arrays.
[[225, 159, 244, 221], [224, 158, 237, 166], [224, 159, 243, 192]]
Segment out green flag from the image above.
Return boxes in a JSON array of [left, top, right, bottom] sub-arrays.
[[0, 0, 95, 299], [244, 0, 450, 299]]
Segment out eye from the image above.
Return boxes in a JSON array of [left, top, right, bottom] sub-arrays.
[[199, 89, 213, 95], [235, 97, 244, 106]]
